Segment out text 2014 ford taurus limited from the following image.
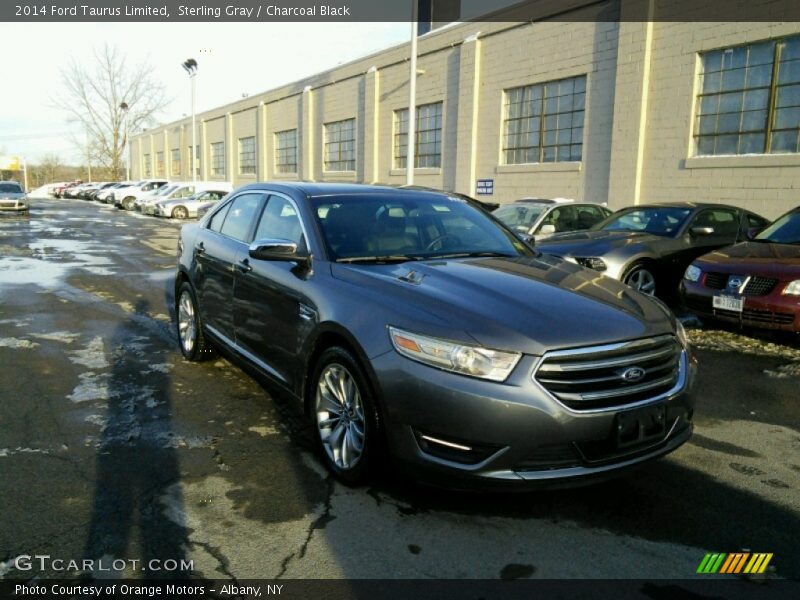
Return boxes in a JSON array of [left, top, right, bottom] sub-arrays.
[[175, 183, 696, 488]]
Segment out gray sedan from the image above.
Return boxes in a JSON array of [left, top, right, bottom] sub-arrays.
[[494, 199, 611, 241], [536, 202, 770, 297], [155, 190, 229, 219], [0, 182, 28, 213]]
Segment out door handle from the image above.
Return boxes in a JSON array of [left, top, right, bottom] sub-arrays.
[[237, 258, 252, 273], [195, 242, 205, 254]]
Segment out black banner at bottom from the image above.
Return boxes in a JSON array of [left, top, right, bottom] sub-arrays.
[[2, 579, 799, 600]]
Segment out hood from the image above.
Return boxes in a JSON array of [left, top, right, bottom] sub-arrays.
[[0, 192, 26, 200], [331, 255, 674, 355], [536, 229, 663, 257], [694, 241, 800, 278]]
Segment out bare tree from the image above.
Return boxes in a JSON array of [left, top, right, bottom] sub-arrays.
[[53, 44, 170, 180]]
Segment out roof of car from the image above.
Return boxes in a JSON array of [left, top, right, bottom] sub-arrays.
[[237, 181, 468, 199], [625, 201, 741, 210]]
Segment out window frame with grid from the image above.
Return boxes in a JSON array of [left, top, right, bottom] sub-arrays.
[[156, 151, 165, 177], [238, 136, 256, 175], [695, 35, 800, 156], [274, 129, 298, 174], [170, 148, 181, 177], [394, 102, 443, 169], [210, 142, 225, 177], [323, 118, 356, 172], [502, 75, 586, 165]]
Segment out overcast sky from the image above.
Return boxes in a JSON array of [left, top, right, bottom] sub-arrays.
[[0, 22, 410, 164]]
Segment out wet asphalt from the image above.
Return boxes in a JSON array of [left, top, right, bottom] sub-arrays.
[[0, 198, 798, 580]]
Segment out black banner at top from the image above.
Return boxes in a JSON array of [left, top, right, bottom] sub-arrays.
[[2, 0, 800, 23]]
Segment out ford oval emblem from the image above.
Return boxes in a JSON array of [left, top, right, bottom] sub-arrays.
[[621, 366, 646, 383]]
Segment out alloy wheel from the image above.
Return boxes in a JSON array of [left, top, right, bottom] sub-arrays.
[[173, 206, 188, 219], [315, 363, 366, 470], [177, 290, 196, 353], [626, 267, 656, 295]]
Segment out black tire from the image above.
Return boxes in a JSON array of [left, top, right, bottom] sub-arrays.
[[175, 282, 215, 361], [623, 261, 658, 296], [309, 346, 381, 485], [123, 197, 135, 210], [172, 206, 189, 220]]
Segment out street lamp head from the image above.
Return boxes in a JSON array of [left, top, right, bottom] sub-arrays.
[[182, 58, 198, 75]]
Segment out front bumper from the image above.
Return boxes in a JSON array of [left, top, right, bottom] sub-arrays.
[[0, 200, 29, 212], [370, 346, 696, 489], [682, 280, 800, 333]]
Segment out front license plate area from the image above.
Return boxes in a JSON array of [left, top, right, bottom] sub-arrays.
[[713, 294, 744, 312], [615, 404, 666, 449]]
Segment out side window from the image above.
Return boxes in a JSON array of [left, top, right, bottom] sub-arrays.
[[539, 206, 578, 233], [208, 202, 231, 233], [691, 209, 739, 237], [142, 183, 155, 192], [748, 213, 768, 229], [575, 205, 605, 229], [173, 186, 194, 199], [219, 193, 264, 242], [254, 195, 305, 246]]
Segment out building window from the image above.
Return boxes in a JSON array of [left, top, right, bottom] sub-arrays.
[[323, 118, 356, 172], [171, 148, 181, 177], [503, 75, 586, 164], [142, 154, 151, 177], [696, 35, 800, 155], [210, 142, 225, 177], [156, 151, 165, 176], [238, 136, 256, 175], [394, 102, 443, 169], [275, 129, 298, 173], [188, 145, 200, 176]]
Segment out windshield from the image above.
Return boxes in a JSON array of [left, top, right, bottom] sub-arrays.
[[0, 183, 23, 193], [313, 194, 534, 262], [153, 185, 177, 197], [755, 210, 800, 244], [593, 207, 692, 237], [493, 204, 547, 234]]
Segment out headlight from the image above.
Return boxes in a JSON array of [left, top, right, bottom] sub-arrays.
[[783, 280, 800, 296], [575, 257, 607, 271], [684, 264, 702, 282], [388, 327, 521, 382], [675, 319, 690, 350]]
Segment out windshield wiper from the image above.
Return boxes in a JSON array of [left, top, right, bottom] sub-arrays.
[[433, 251, 517, 259], [336, 255, 423, 264]]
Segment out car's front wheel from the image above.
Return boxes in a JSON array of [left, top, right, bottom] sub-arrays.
[[122, 197, 136, 210], [311, 347, 380, 485], [172, 206, 189, 219], [623, 262, 657, 296], [176, 282, 214, 361]]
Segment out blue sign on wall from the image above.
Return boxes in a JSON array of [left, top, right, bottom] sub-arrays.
[[476, 179, 494, 195]]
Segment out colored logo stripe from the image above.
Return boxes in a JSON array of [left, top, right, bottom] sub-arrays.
[[697, 553, 773, 574]]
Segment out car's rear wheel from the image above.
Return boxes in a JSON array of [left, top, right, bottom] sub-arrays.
[[623, 262, 657, 296], [122, 197, 135, 210], [172, 206, 189, 219], [176, 282, 214, 361], [311, 347, 379, 485]]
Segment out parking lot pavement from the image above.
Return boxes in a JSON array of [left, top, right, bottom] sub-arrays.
[[0, 198, 798, 581]]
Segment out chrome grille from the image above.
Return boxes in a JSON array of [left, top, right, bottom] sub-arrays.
[[534, 335, 683, 410]]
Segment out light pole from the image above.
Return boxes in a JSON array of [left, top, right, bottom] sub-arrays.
[[182, 58, 198, 184], [120, 102, 130, 181], [406, 1, 419, 186]]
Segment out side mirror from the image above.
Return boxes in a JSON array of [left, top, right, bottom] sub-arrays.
[[539, 223, 556, 235], [249, 238, 309, 266], [518, 232, 534, 245], [689, 226, 714, 237]]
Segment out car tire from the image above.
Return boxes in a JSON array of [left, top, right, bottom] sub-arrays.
[[123, 197, 135, 210], [310, 346, 381, 486], [172, 206, 189, 220], [623, 262, 657, 296], [176, 282, 215, 361]]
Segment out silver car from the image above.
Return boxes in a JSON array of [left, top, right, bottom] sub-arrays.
[[155, 189, 230, 219], [493, 199, 611, 242], [0, 181, 28, 213]]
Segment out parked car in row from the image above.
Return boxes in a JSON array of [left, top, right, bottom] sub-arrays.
[[154, 188, 231, 219], [535, 203, 770, 298], [174, 182, 695, 488], [139, 181, 233, 215], [493, 198, 612, 242], [96, 182, 134, 203], [110, 179, 169, 209], [681, 206, 800, 332], [0, 181, 28, 213]]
